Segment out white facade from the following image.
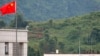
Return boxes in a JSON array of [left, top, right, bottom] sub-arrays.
[[44, 54, 100, 56], [0, 29, 28, 56]]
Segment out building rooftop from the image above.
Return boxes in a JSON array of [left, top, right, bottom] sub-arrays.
[[0, 29, 28, 32]]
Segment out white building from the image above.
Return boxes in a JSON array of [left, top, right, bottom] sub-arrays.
[[44, 54, 100, 56], [44, 50, 100, 56], [0, 29, 28, 56]]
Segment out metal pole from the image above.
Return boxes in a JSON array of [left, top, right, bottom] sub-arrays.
[[90, 36, 93, 56], [78, 27, 81, 56], [15, 13, 18, 56], [14, 0, 18, 56], [79, 38, 81, 56]]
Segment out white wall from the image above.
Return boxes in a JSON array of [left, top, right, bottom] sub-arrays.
[[0, 43, 5, 56], [44, 54, 100, 56], [9, 43, 13, 56], [23, 43, 28, 56], [0, 29, 28, 42], [0, 29, 28, 56]]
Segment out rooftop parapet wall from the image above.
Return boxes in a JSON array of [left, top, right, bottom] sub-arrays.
[[44, 54, 100, 56], [0, 29, 28, 42]]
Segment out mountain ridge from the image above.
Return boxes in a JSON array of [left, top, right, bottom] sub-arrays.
[[0, 0, 100, 21]]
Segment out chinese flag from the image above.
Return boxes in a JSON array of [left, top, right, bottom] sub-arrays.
[[0, 1, 16, 15]]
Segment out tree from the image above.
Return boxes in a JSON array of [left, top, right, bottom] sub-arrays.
[[36, 50, 42, 56], [10, 13, 28, 28], [58, 42, 65, 53], [48, 38, 57, 53], [0, 19, 6, 28], [48, 19, 53, 27], [67, 30, 80, 42], [28, 46, 35, 56], [44, 30, 50, 41], [84, 28, 100, 45]]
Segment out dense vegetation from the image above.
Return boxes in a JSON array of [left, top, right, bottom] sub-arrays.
[[27, 12, 100, 56], [0, 11, 100, 56]]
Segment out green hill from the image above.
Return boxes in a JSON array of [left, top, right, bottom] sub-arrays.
[[28, 12, 100, 55]]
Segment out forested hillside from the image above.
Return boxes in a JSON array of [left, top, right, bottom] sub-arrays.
[[28, 12, 100, 56], [0, 10, 100, 56]]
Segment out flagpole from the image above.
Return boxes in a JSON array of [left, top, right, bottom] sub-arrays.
[[15, 0, 18, 56], [15, 13, 18, 56], [0, 0, 18, 55]]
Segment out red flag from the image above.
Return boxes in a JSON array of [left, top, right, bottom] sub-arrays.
[[0, 1, 16, 15]]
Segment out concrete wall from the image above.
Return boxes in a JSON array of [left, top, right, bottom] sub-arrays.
[[0, 43, 5, 56], [0, 43, 13, 56], [0, 29, 28, 42], [23, 43, 28, 56], [9, 43, 13, 56], [44, 54, 100, 56], [0, 29, 28, 56]]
